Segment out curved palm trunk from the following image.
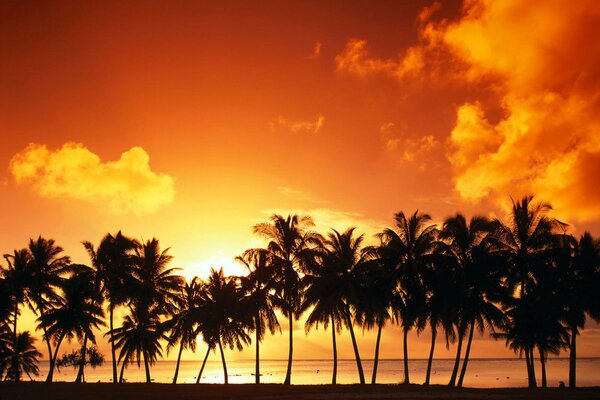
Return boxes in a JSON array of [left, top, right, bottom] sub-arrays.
[[119, 359, 127, 383], [346, 306, 365, 385], [371, 321, 383, 385], [331, 315, 337, 385], [283, 310, 293, 385], [218, 339, 228, 384], [75, 333, 89, 383], [195, 347, 211, 384], [402, 327, 410, 384], [457, 319, 475, 388], [143, 350, 151, 383], [36, 303, 53, 379], [172, 340, 185, 384], [569, 326, 577, 388], [448, 329, 464, 387], [110, 306, 118, 384], [255, 315, 260, 384], [525, 346, 532, 387], [425, 326, 436, 385], [46, 332, 66, 382], [539, 348, 547, 388]]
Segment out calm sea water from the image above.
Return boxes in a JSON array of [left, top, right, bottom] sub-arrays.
[[37, 358, 600, 387]]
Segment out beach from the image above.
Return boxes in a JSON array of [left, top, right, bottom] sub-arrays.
[[2, 383, 600, 400]]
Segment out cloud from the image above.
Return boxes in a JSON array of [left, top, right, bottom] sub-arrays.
[[380, 122, 439, 168], [441, 0, 600, 222], [10, 142, 175, 215], [336, 0, 600, 222], [310, 41, 322, 60], [335, 39, 426, 81], [271, 114, 325, 134]]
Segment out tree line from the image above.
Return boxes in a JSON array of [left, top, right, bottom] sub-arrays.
[[0, 196, 598, 388]]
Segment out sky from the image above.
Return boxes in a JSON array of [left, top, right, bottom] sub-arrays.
[[1, 0, 600, 362]]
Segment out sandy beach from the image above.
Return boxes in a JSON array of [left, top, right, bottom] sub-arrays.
[[1, 383, 600, 400]]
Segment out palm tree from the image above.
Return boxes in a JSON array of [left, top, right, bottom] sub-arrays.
[[556, 232, 600, 387], [353, 256, 394, 384], [2, 249, 31, 355], [377, 211, 436, 384], [440, 214, 506, 387], [83, 231, 139, 383], [202, 268, 251, 384], [492, 196, 559, 388], [0, 331, 41, 381], [237, 249, 280, 384], [111, 305, 167, 383], [162, 277, 205, 383], [308, 228, 368, 384], [252, 214, 321, 384], [38, 266, 105, 382]]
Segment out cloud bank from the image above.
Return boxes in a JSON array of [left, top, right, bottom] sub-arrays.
[[336, 0, 600, 222], [10, 142, 175, 215]]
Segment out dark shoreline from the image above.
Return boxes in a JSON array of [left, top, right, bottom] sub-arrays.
[[2, 383, 600, 400]]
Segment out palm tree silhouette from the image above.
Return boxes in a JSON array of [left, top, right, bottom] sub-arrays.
[[83, 231, 139, 384], [2, 249, 31, 360], [162, 277, 205, 383], [111, 305, 167, 383], [556, 232, 600, 387], [0, 331, 41, 381], [440, 214, 505, 387], [378, 211, 436, 384], [38, 266, 105, 382], [353, 254, 394, 384], [308, 228, 367, 384], [28, 237, 71, 380], [492, 196, 559, 387], [252, 214, 320, 384], [237, 249, 280, 384], [202, 268, 251, 384]]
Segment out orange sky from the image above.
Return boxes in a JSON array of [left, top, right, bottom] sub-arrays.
[[1, 0, 600, 361]]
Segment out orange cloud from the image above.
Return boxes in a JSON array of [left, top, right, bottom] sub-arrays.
[[335, 39, 426, 81], [10, 142, 175, 215], [380, 122, 439, 168], [336, 0, 600, 222], [272, 114, 325, 134], [442, 0, 600, 222]]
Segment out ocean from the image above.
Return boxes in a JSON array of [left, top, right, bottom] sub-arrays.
[[38, 358, 600, 387]]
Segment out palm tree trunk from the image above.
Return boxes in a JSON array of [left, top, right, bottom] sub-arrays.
[[525, 346, 532, 387], [12, 300, 19, 382], [143, 350, 151, 383], [425, 326, 436, 385], [284, 310, 293, 385], [569, 325, 577, 388], [448, 328, 464, 387], [36, 303, 53, 379], [119, 358, 126, 383], [402, 327, 410, 384], [46, 332, 65, 382], [172, 340, 185, 384], [531, 348, 536, 387], [75, 333, 89, 383], [110, 306, 118, 384], [346, 306, 365, 385], [255, 315, 260, 384], [371, 321, 383, 385], [218, 339, 228, 384], [331, 315, 337, 385], [195, 347, 211, 384], [457, 319, 475, 388], [539, 348, 547, 388]]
